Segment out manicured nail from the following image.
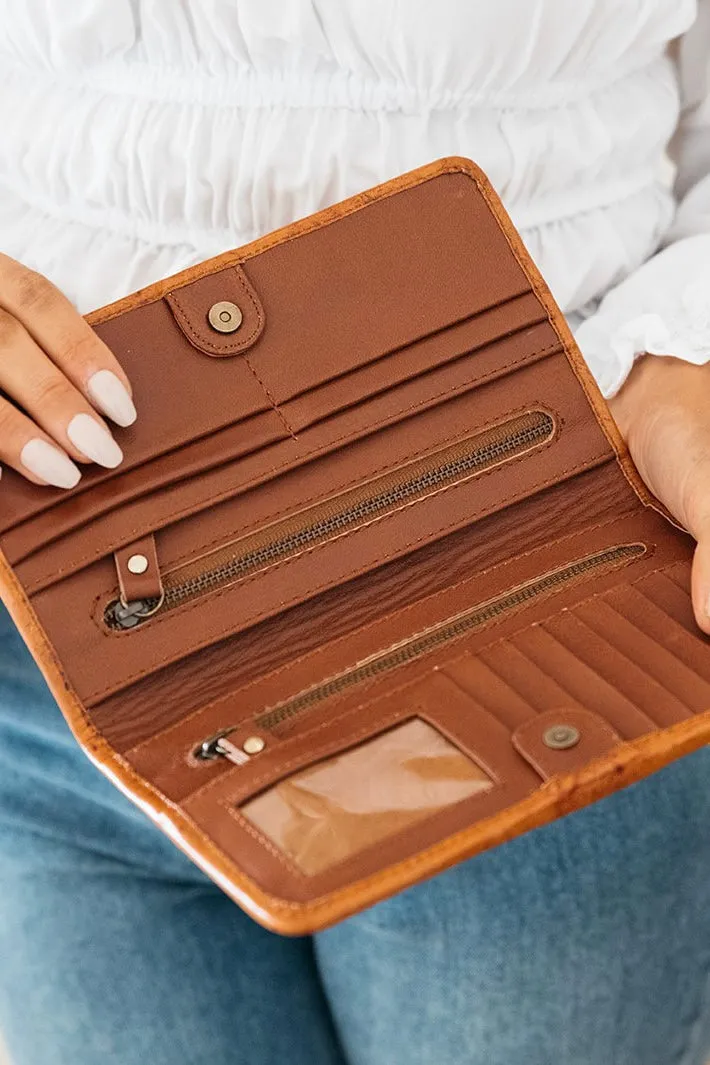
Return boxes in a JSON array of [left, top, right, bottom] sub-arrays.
[[67, 413, 123, 469], [86, 370, 137, 427], [20, 439, 81, 488]]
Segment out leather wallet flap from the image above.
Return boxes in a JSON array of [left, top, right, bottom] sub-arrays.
[[165, 264, 265, 358]]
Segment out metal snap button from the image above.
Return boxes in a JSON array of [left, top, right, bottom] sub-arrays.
[[242, 736, 266, 755], [126, 554, 149, 575], [543, 724, 581, 750], [208, 300, 243, 334]]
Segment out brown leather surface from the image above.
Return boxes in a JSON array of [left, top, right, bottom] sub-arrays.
[[0, 156, 706, 935]]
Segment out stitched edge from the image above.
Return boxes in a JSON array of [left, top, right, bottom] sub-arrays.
[[240, 354, 296, 439]]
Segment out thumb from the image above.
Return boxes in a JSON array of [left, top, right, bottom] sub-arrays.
[[691, 535, 710, 635]]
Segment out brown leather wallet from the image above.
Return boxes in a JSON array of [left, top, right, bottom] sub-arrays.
[[2, 157, 709, 935]]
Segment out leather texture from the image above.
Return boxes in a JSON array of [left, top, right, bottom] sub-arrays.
[[0, 157, 708, 935]]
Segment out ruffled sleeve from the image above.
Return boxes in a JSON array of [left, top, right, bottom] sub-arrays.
[[575, 0, 710, 397]]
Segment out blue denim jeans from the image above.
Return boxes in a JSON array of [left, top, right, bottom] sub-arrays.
[[1, 603, 710, 1065]]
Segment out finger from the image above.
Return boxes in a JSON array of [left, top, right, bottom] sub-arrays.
[[0, 310, 123, 469], [0, 394, 81, 489], [691, 537, 710, 635], [0, 255, 136, 427]]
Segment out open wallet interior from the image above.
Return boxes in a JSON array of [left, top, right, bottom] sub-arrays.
[[1, 157, 710, 934]]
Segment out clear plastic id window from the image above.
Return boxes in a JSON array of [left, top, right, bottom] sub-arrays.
[[241, 718, 493, 876]]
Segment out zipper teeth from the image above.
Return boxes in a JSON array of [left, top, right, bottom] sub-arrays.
[[253, 543, 646, 732], [106, 411, 553, 631], [160, 412, 554, 610]]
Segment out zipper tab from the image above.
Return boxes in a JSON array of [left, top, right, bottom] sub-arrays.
[[213, 737, 251, 767], [112, 534, 165, 630], [196, 730, 266, 767], [114, 534, 163, 604]]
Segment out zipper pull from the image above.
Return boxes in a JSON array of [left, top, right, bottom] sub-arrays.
[[196, 731, 266, 767], [110, 597, 163, 630]]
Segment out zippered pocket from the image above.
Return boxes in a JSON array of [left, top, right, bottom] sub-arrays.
[[106, 409, 556, 630], [194, 542, 646, 766]]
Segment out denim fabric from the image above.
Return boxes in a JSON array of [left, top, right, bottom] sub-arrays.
[[0, 603, 709, 1065]]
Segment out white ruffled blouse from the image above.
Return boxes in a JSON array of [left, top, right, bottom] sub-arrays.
[[2, 0, 710, 397]]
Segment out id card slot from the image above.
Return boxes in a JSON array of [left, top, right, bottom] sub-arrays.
[[181, 672, 540, 898], [241, 717, 494, 877]]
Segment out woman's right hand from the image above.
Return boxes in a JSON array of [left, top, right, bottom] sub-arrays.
[[0, 254, 136, 489]]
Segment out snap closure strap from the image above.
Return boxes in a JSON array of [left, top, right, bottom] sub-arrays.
[[512, 708, 622, 781], [114, 534, 163, 605], [165, 264, 265, 358]]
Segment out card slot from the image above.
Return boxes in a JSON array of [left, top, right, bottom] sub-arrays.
[[605, 583, 710, 684], [16, 346, 610, 595], [632, 568, 696, 631], [662, 561, 694, 591], [542, 610, 691, 727], [0, 299, 277, 540], [584, 595, 710, 711], [6, 333, 571, 576], [283, 305, 554, 433], [239, 716, 495, 878], [180, 667, 542, 906], [518, 622, 657, 738], [3, 308, 546, 553], [2, 411, 289, 567], [5, 301, 551, 563], [440, 657, 538, 730], [476, 640, 576, 712]]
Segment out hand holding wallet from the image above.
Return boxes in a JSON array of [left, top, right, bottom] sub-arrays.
[[1, 158, 708, 934]]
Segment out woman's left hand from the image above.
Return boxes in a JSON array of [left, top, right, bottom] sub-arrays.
[[608, 354, 710, 635]]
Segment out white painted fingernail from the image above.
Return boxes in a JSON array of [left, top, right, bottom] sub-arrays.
[[67, 413, 123, 469], [21, 439, 81, 489], [86, 370, 137, 427]]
